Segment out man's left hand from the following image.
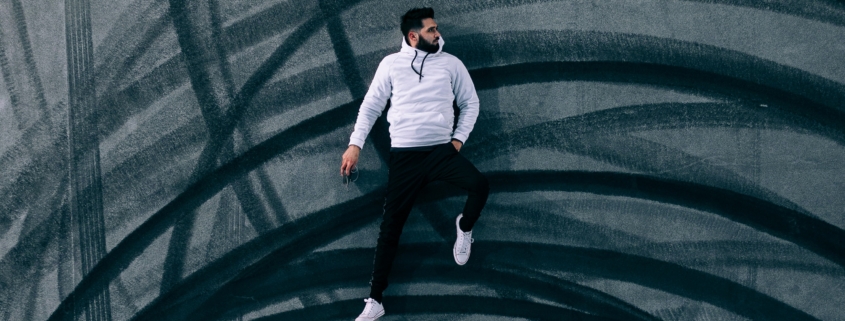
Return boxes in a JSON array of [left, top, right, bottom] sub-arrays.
[[451, 140, 462, 152]]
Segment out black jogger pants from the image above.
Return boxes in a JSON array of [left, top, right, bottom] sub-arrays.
[[369, 142, 489, 302]]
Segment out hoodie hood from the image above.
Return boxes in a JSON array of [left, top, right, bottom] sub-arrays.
[[400, 36, 445, 55], [401, 36, 445, 82]]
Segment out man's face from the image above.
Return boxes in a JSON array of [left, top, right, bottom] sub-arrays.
[[414, 18, 440, 53]]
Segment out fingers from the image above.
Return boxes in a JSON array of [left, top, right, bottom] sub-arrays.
[[341, 160, 350, 176], [451, 140, 462, 152], [345, 161, 357, 176], [341, 146, 360, 176], [340, 158, 357, 176]]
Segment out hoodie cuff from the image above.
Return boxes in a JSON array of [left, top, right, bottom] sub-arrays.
[[451, 134, 468, 145], [349, 137, 365, 150]]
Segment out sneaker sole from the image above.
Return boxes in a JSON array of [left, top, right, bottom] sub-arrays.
[[355, 310, 384, 321]]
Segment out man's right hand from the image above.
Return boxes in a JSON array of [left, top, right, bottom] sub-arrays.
[[341, 145, 361, 176]]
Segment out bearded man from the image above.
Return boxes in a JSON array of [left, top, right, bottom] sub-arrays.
[[339, 7, 489, 321]]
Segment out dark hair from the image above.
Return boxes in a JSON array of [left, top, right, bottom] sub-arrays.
[[401, 7, 435, 44]]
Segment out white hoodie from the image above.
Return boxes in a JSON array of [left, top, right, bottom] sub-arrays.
[[348, 37, 480, 149]]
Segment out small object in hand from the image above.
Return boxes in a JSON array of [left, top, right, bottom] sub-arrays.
[[343, 166, 359, 190]]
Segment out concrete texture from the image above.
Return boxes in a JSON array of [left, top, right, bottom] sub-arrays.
[[0, 0, 844, 320]]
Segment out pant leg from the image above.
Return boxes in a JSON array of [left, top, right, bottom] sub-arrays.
[[369, 151, 428, 301], [426, 143, 489, 231]]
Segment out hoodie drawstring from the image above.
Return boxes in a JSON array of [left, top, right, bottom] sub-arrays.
[[410, 51, 430, 82]]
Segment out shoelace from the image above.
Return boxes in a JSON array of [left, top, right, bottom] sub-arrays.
[[361, 298, 376, 316], [458, 232, 474, 254]]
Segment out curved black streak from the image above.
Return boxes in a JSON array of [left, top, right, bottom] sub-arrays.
[[161, 0, 232, 296], [619, 240, 845, 270], [191, 203, 840, 320], [419, 200, 651, 247], [239, 31, 845, 132], [94, 1, 171, 94], [99, 117, 207, 224], [217, 0, 313, 53], [203, 209, 845, 319], [490, 201, 841, 276], [44, 99, 362, 321], [0, 131, 68, 312], [62, 99, 844, 320], [102, 15, 171, 94], [691, 259, 845, 277], [256, 296, 616, 321], [93, 0, 315, 138], [236, 44, 845, 151], [95, 24, 845, 145], [9, 0, 48, 115], [482, 101, 844, 147], [192, 248, 659, 321], [465, 58, 845, 130], [81, 34, 843, 250], [419, 171, 845, 268], [11, 1, 836, 318], [96, 74, 339, 233], [210, 13, 329, 151], [0, 122, 66, 216], [98, 86, 838, 236], [207, 0, 291, 224], [154, 1, 360, 296], [0, 28, 22, 119], [94, 0, 555, 114], [0, 191, 67, 318], [465, 31, 845, 122], [166, 0, 328, 182], [484, 242, 821, 321], [162, 0, 279, 296], [199, 242, 818, 321], [461, 103, 817, 217], [93, 0, 167, 62], [320, 0, 391, 163], [51, 78, 841, 321], [126, 192, 386, 321], [49, 5, 838, 320], [152, 171, 837, 321], [0, 5, 73, 216], [96, 53, 189, 137], [168, 0, 306, 276], [680, 0, 845, 27]]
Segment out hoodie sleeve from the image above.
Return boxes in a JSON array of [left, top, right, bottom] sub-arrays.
[[349, 56, 394, 149], [451, 58, 480, 144]]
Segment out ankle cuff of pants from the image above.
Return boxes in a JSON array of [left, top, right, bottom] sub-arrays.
[[368, 291, 383, 303]]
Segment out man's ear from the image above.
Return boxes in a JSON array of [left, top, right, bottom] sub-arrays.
[[408, 31, 417, 43]]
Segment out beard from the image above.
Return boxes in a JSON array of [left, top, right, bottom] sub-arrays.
[[416, 36, 439, 53]]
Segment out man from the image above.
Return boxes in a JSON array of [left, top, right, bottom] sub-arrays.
[[340, 7, 489, 321]]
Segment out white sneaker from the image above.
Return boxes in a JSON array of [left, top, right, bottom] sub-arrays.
[[355, 298, 385, 321], [453, 214, 474, 265]]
